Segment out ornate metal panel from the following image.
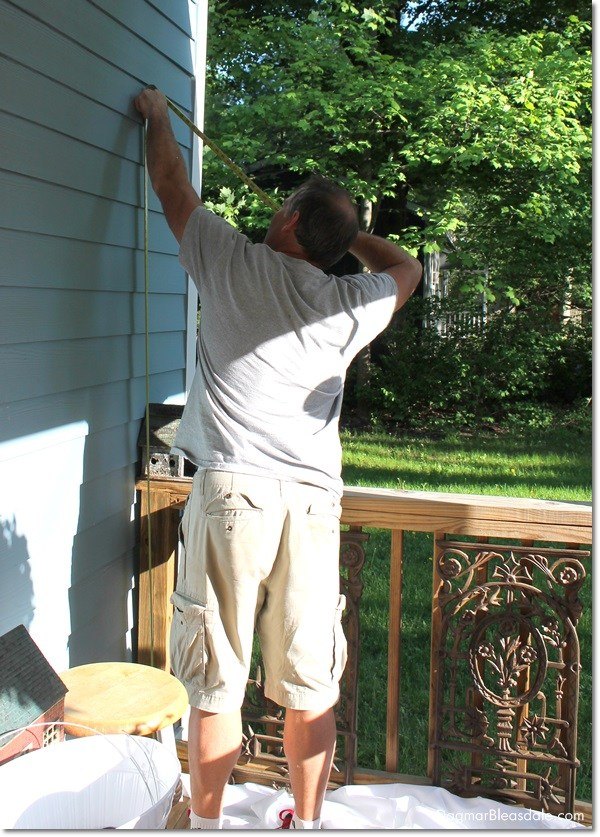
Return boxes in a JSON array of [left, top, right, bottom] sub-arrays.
[[239, 528, 368, 786], [430, 538, 589, 816]]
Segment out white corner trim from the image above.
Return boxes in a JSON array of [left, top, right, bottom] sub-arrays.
[[184, 0, 208, 395]]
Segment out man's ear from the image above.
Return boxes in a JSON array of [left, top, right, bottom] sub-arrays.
[[281, 210, 300, 232]]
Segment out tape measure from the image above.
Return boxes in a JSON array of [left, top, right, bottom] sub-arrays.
[[146, 86, 280, 212]]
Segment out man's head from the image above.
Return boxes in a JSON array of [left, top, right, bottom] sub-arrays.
[[264, 176, 359, 269]]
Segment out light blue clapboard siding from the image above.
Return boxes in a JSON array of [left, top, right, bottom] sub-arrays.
[[0, 56, 143, 164], [0, 172, 175, 254], [0, 371, 186, 446], [70, 510, 138, 584], [0, 54, 190, 159], [74, 464, 139, 533], [68, 571, 135, 664], [0, 3, 193, 141], [80, 420, 144, 482], [1, 110, 142, 207], [1, 332, 186, 404], [0, 289, 186, 345], [68, 554, 134, 636], [0, 229, 185, 294], [147, 0, 194, 36], [6, 0, 193, 110], [0, 420, 140, 481], [90, 0, 194, 75], [0, 0, 201, 668], [1, 109, 168, 214]]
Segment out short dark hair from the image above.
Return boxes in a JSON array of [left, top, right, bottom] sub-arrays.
[[285, 176, 359, 268]]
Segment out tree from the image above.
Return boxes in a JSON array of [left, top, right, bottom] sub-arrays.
[[204, 2, 590, 303], [403, 0, 591, 38], [403, 17, 591, 307], [201, 1, 591, 425]]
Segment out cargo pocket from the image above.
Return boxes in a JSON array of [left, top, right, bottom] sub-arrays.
[[307, 498, 341, 543], [331, 594, 348, 681], [170, 591, 207, 687]]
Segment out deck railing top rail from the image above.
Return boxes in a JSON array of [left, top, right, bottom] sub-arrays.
[[137, 475, 592, 542], [343, 484, 590, 514], [340, 485, 591, 542]]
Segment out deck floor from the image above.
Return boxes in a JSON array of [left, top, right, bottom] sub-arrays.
[[166, 795, 191, 830]]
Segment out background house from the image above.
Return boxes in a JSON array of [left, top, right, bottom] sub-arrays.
[[0, 0, 206, 671]]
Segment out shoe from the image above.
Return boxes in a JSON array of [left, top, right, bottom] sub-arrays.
[[278, 808, 294, 829]]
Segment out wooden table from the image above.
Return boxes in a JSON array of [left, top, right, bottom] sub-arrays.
[[60, 662, 188, 752]]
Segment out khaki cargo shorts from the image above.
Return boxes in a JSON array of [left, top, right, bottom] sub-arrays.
[[169, 469, 347, 713]]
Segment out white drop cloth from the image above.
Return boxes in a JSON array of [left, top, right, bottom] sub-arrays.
[[180, 776, 586, 829]]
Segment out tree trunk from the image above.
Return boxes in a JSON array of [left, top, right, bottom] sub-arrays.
[[354, 196, 376, 423]]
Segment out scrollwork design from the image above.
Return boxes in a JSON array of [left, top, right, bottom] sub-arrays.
[[438, 549, 467, 580], [433, 538, 588, 816], [549, 557, 586, 588], [438, 548, 505, 596], [340, 539, 365, 571], [492, 553, 534, 586], [518, 714, 549, 750], [540, 768, 563, 811], [463, 704, 495, 747], [469, 612, 548, 708]]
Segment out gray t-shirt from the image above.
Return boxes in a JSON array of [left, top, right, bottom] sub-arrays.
[[173, 206, 397, 495]]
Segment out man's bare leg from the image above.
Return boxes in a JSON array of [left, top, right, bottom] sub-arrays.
[[283, 706, 337, 821], [188, 707, 242, 820]]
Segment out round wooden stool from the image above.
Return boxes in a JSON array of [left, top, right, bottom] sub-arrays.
[[59, 662, 189, 752]]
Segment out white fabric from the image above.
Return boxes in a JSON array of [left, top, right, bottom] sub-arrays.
[[0, 735, 181, 830], [179, 776, 586, 830]]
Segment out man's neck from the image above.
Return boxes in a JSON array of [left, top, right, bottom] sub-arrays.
[[270, 243, 322, 269]]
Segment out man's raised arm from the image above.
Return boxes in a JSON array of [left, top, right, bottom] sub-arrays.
[[349, 231, 422, 311], [134, 87, 201, 243]]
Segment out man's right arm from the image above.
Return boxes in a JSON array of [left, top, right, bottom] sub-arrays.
[[349, 231, 422, 311], [134, 87, 201, 243]]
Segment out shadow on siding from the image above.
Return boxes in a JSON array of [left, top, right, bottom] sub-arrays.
[[0, 516, 34, 636]]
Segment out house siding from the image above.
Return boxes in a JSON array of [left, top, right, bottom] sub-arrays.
[[0, 0, 203, 670]]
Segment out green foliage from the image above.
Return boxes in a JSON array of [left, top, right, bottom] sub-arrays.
[[203, 1, 591, 429], [346, 294, 591, 432], [204, 1, 591, 305], [203, 186, 247, 228], [400, 17, 591, 303], [405, 0, 591, 38]]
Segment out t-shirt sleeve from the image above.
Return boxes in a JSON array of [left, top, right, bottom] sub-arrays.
[[178, 205, 249, 291], [336, 270, 398, 355]]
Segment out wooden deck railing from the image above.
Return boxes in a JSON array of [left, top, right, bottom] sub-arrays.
[[136, 477, 592, 823]]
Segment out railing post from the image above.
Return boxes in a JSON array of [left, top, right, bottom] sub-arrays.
[[138, 482, 178, 671], [427, 530, 444, 781], [386, 529, 404, 772]]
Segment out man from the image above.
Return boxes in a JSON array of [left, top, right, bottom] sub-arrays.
[[134, 86, 422, 830]]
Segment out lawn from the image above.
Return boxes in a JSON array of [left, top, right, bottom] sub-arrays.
[[340, 426, 592, 802]]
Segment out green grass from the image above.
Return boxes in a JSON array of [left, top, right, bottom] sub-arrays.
[[341, 426, 591, 500], [340, 426, 592, 801]]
